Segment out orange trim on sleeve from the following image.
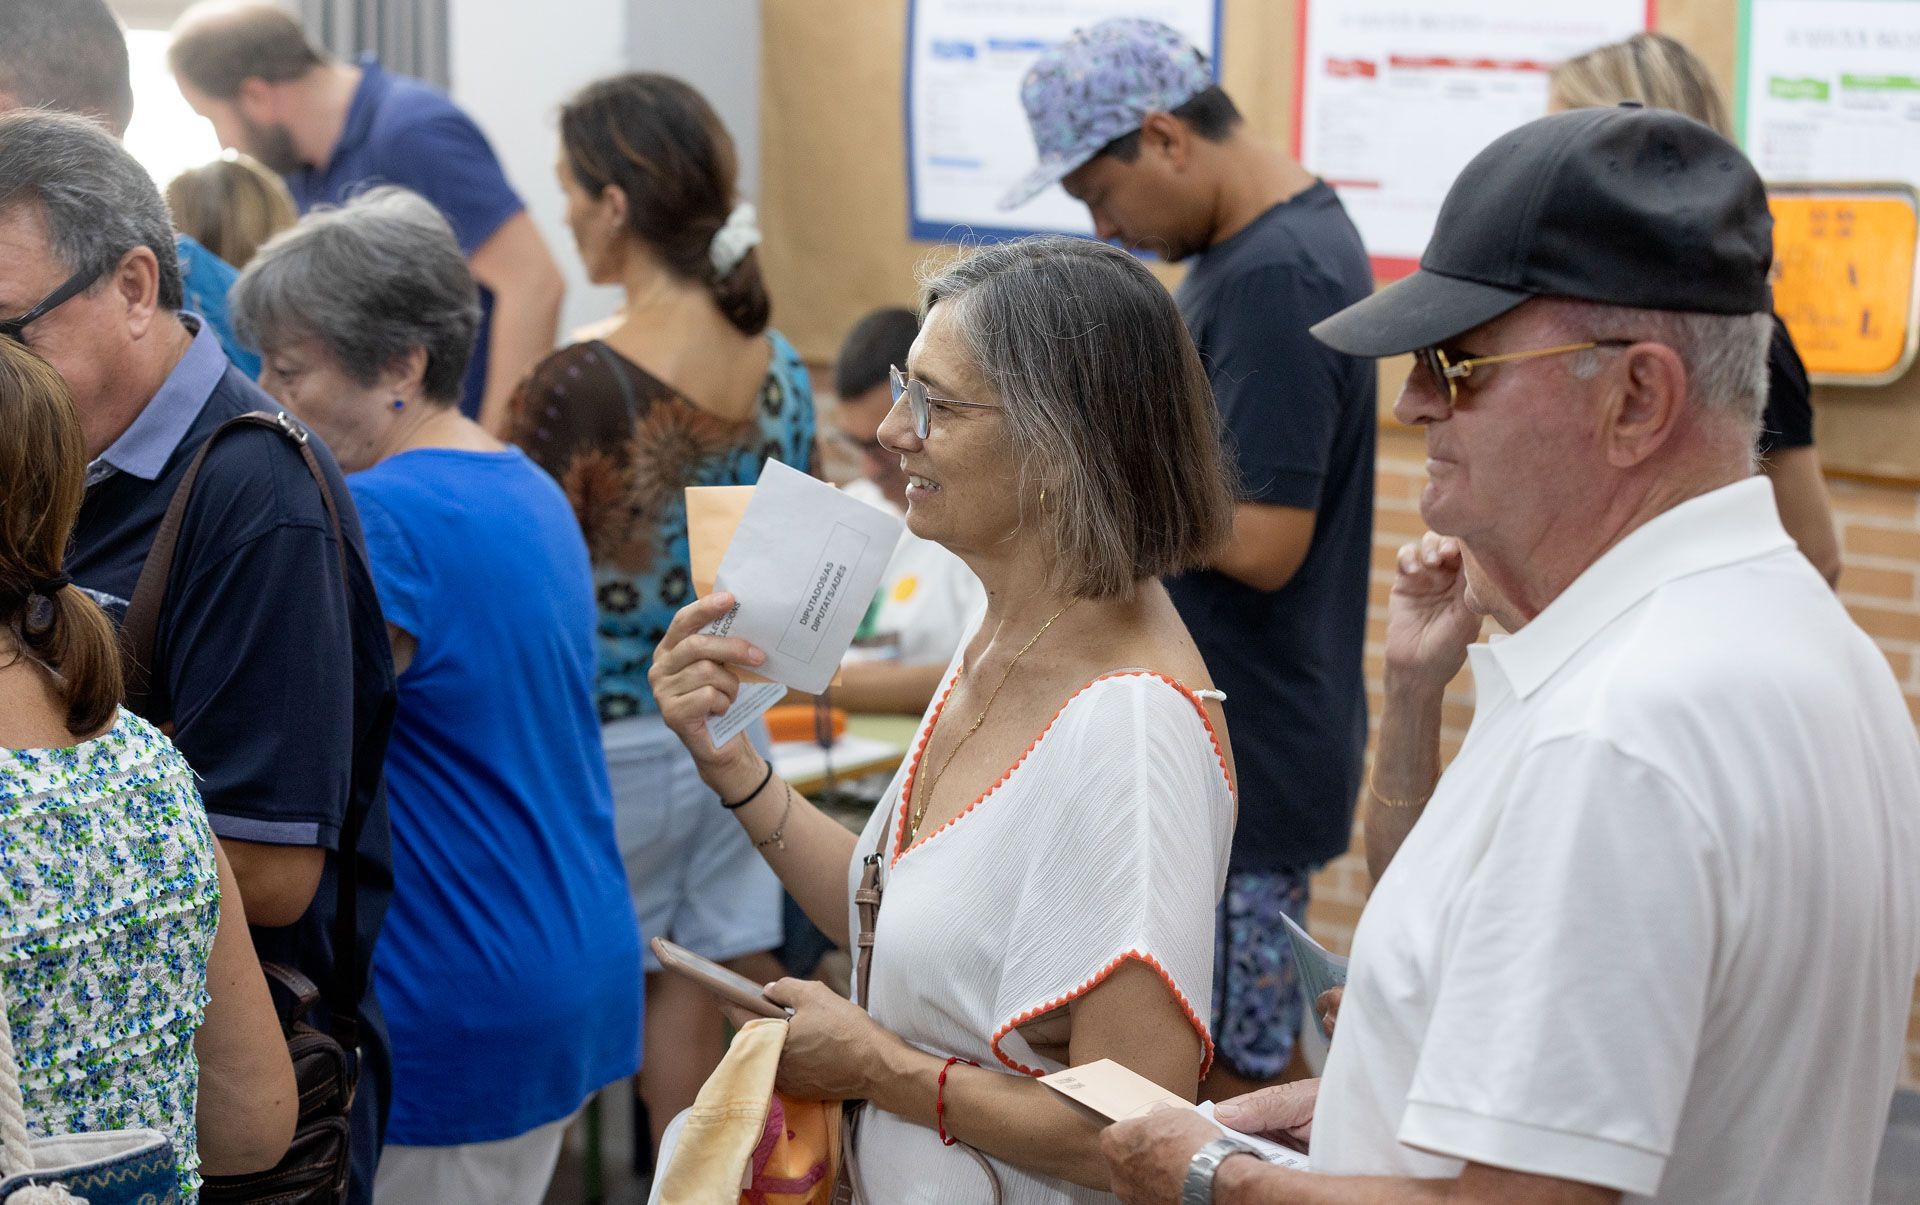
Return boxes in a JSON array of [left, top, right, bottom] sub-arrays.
[[892, 671, 1235, 866], [988, 949, 1216, 1080]]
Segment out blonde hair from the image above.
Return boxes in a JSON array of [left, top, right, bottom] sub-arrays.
[[165, 154, 297, 269], [1550, 32, 1731, 139]]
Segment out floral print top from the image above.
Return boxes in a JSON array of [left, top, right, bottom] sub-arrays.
[[0, 708, 219, 1202], [511, 330, 816, 722]]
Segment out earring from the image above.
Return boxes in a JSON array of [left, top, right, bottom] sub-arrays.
[[1039, 487, 1048, 509], [391, 399, 405, 411]]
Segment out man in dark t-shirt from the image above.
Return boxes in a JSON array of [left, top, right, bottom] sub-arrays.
[[1005, 18, 1376, 1094], [0, 111, 396, 1202]]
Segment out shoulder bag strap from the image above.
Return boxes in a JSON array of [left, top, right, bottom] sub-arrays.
[[851, 806, 893, 1011], [843, 804, 1002, 1204], [119, 410, 363, 1047], [122, 411, 347, 716]]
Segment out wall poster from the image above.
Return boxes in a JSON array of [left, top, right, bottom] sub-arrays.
[[1295, 0, 1654, 277]]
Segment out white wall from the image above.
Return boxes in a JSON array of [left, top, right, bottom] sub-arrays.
[[448, 0, 628, 335], [447, 0, 764, 338], [627, 0, 762, 197]]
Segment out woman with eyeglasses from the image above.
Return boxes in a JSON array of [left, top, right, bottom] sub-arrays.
[[650, 236, 1240, 1202], [506, 71, 815, 1160]]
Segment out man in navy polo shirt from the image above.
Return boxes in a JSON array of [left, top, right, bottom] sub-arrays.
[[0, 110, 397, 1202], [166, 2, 565, 431]]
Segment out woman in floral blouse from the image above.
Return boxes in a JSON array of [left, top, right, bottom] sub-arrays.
[[510, 71, 814, 1159], [0, 339, 294, 1200]]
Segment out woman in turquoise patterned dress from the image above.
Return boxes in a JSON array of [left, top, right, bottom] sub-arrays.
[[510, 72, 815, 1162], [0, 339, 295, 1199]]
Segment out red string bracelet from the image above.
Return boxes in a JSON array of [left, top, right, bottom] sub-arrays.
[[936, 1056, 979, 1146]]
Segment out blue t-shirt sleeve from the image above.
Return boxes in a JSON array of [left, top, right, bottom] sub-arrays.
[[165, 435, 355, 848], [373, 113, 524, 254], [1204, 264, 1358, 511], [348, 480, 432, 643]]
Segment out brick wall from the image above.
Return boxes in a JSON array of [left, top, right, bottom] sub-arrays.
[[1307, 424, 1920, 1087]]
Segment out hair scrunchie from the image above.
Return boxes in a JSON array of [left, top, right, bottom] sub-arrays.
[[20, 573, 68, 635], [708, 201, 761, 278]]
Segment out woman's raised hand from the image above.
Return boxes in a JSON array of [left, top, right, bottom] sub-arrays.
[[647, 592, 768, 768]]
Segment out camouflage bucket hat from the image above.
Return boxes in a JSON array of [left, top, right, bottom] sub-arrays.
[[997, 17, 1213, 210]]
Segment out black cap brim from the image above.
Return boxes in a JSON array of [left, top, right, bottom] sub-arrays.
[[1309, 268, 1533, 358]]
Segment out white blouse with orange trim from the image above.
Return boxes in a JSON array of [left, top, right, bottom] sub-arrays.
[[843, 652, 1235, 1203]]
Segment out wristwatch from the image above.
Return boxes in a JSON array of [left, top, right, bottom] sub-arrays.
[[1182, 1135, 1260, 1204]]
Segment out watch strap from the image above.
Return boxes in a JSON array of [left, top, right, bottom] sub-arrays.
[[1182, 1135, 1258, 1205]]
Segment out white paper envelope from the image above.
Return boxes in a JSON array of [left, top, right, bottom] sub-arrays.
[[697, 460, 902, 742]]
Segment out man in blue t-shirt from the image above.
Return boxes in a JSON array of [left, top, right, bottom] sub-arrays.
[[1004, 19, 1377, 1097], [166, 2, 564, 429], [0, 109, 398, 1204], [0, 0, 261, 377]]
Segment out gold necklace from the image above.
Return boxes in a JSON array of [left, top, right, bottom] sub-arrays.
[[906, 601, 1074, 846]]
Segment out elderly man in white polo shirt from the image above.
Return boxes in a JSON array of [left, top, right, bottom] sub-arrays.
[[1100, 104, 1920, 1205]]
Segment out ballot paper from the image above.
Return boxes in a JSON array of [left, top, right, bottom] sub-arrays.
[[1038, 1060, 1310, 1171], [698, 460, 902, 746], [1279, 911, 1349, 1022]]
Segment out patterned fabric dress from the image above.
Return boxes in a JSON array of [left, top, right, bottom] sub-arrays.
[[509, 331, 816, 721], [0, 709, 220, 1202]]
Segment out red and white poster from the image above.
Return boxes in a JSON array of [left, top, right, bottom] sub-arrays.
[[1295, 1, 1654, 277]]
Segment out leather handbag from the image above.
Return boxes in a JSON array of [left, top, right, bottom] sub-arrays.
[[120, 411, 367, 1205], [0, 980, 181, 1205]]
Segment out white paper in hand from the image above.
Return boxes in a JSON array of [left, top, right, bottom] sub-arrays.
[[1278, 911, 1348, 1021], [702, 460, 903, 745], [1194, 1101, 1311, 1170]]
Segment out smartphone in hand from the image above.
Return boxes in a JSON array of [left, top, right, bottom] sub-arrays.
[[651, 936, 790, 1019]]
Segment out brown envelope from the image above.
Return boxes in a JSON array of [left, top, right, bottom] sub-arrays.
[[687, 485, 754, 596], [1039, 1059, 1194, 1123]]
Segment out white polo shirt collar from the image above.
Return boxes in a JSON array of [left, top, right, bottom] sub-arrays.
[[1482, 475, 1794, 701]]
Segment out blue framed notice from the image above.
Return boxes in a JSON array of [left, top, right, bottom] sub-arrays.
[[904, 0, 1223, 244]]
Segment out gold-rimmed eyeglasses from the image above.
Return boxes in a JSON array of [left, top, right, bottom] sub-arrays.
[[1415, 339, 1636, 406], [889, 364, 998, 439]]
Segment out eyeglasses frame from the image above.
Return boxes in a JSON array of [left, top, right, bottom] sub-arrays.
[[888, 364, 997, 440], [1416, 339, 1638, 406], [0, 263, 104, 344]]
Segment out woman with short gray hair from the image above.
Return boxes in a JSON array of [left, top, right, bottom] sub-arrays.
[[651, 235, 1239, 1201], [233, 187, 643, 1205]]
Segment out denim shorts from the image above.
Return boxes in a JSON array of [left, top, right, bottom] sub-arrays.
[[603, 715, 783, 972]]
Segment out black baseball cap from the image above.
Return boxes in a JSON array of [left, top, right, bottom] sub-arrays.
[[1311, 104, 1774, 358]]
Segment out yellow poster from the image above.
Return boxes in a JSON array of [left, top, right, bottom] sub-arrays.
[[1769, 186, 1919, 384]]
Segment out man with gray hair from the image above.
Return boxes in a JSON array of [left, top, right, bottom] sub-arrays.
[[0, 109, 397, 1201], [1101, 105, 1920, 1205]]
